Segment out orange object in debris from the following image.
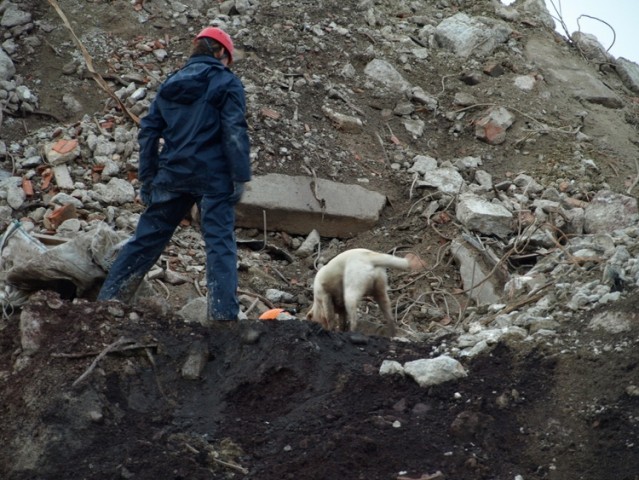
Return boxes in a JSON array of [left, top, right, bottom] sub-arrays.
[[259, 308, 285, 320], [41, 168, 53, 190], [100, 120, 114, 130], [259, 308, 297, 321], [51, 138, 79, 155], [45, 203, 78, 231], [22, 178, 34, 197]]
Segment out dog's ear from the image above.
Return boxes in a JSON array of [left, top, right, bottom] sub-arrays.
[[405, 253, 427, 271]]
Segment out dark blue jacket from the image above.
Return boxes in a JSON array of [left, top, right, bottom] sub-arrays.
[[138, 55, 251, 194]]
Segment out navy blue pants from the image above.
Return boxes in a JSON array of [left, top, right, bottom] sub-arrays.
[[98, 188, 239, 321]]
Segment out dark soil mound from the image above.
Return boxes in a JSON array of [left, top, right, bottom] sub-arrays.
[[2, 292, 639, 480]]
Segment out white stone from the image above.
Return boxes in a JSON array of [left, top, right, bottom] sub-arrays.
[[403, 355, 467, 387], [379, 360, 405, 376]]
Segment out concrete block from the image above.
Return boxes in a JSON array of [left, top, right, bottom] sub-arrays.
[[235, 174, 387, 238], [450, 237, 504, 306]]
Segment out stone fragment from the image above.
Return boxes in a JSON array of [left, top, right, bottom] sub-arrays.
[[616, 57, 639, 94], [584, 190, 639, 234], [45, 139, 80, 165], [450, 236, 504, 306], [434, 13, 511, 58], [53, 165, 74, 190], [181, 341, 209, 380], [321, 106, 363, 133], [474, 107, 515, 145], [363, 58, 411, 92], [455, 193, 514, 238], [404, 356, 467, 387], [416, 167, 465, 194]]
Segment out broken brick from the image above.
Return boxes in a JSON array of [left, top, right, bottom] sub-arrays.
[[44, 204, 78, 231], [51, 138, 79, 155]]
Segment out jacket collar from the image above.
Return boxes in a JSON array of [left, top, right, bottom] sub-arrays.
[[185, 54, 226, 69]]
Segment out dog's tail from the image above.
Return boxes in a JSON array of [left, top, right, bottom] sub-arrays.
[[369, 252, 426, 271]]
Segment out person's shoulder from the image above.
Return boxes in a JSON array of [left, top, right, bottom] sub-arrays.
[[216, 67, 242, 87], [225, 67, 244, 81]]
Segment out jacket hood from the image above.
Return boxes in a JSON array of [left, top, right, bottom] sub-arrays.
[[159, 56, 225, 104]]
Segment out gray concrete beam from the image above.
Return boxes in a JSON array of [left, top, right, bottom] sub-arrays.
[[235, 174, 387, 238]]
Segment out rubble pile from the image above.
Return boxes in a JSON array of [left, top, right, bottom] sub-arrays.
[[1, 0, 639, 479], [0, 0, 638, 350]]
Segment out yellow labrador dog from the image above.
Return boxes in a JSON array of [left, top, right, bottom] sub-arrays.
[[307, 248, 425, 336]]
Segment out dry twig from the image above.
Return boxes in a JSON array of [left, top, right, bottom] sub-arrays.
[[375, 131, 390, 164], [183, 443, 249, 474], [145, 347, 174, 404], [155, 278, 171, 299], [72, 337, 135, 387], [627, 157, 639, 194], [46, 0, 140, 125], [53, 342, 158, 359], [237, 288, 275, 309]]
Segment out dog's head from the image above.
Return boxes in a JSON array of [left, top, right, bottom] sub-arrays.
[[306, 305, 332, 330], [306, 306, 322, 325]]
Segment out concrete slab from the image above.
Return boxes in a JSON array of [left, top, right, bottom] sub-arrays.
[[525, 37, 623, 108], [450, 237, 504, 306], [235, 174, 387, 238], [616, 57, 639, 94]]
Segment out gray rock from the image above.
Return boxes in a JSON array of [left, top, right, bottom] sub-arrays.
[[363, 58, 411, 93], [416, 167, 465, 194], [616, 57, 639, 94], [584, 190, 639, 234], [456, 193, 514, 238], [92, 178, 136, 205], [0, 49, 15, 81], [450, 236, 504, 306], [1, 5, 31, 28], [408, 155, 438, 175], [178, 297, 208, 326], [434, 13, 511, 58], [403, 356, 467, 387]]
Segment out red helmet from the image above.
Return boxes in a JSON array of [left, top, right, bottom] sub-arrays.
[[195, 27, 234, 64]]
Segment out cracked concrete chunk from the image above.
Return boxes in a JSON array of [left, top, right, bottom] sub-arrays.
[[584, 190, 639, 234], [235, 174, 387, 238], [456, 194, 514, 239], [616, 57, 639, 94], [450, 236, 504, 306], [526, 37, 623, 108], [435, 13, 512, 58]]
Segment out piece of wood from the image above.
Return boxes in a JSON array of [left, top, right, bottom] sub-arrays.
[[31, 233, 71, 246]]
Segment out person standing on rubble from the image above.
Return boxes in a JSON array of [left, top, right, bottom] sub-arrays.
[[98, 27, 251, 322]]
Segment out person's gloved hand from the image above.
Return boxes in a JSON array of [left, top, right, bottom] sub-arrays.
[[230, 181, 245, 205], [139, 182, 152, 206]]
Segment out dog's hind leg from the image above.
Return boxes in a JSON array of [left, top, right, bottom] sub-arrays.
[[323, 297, 338, 330], [373, 275, 397, 337], [343, 287, 365, 332], [313, 291, 339, 331], [335, 304, 348, 332]]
